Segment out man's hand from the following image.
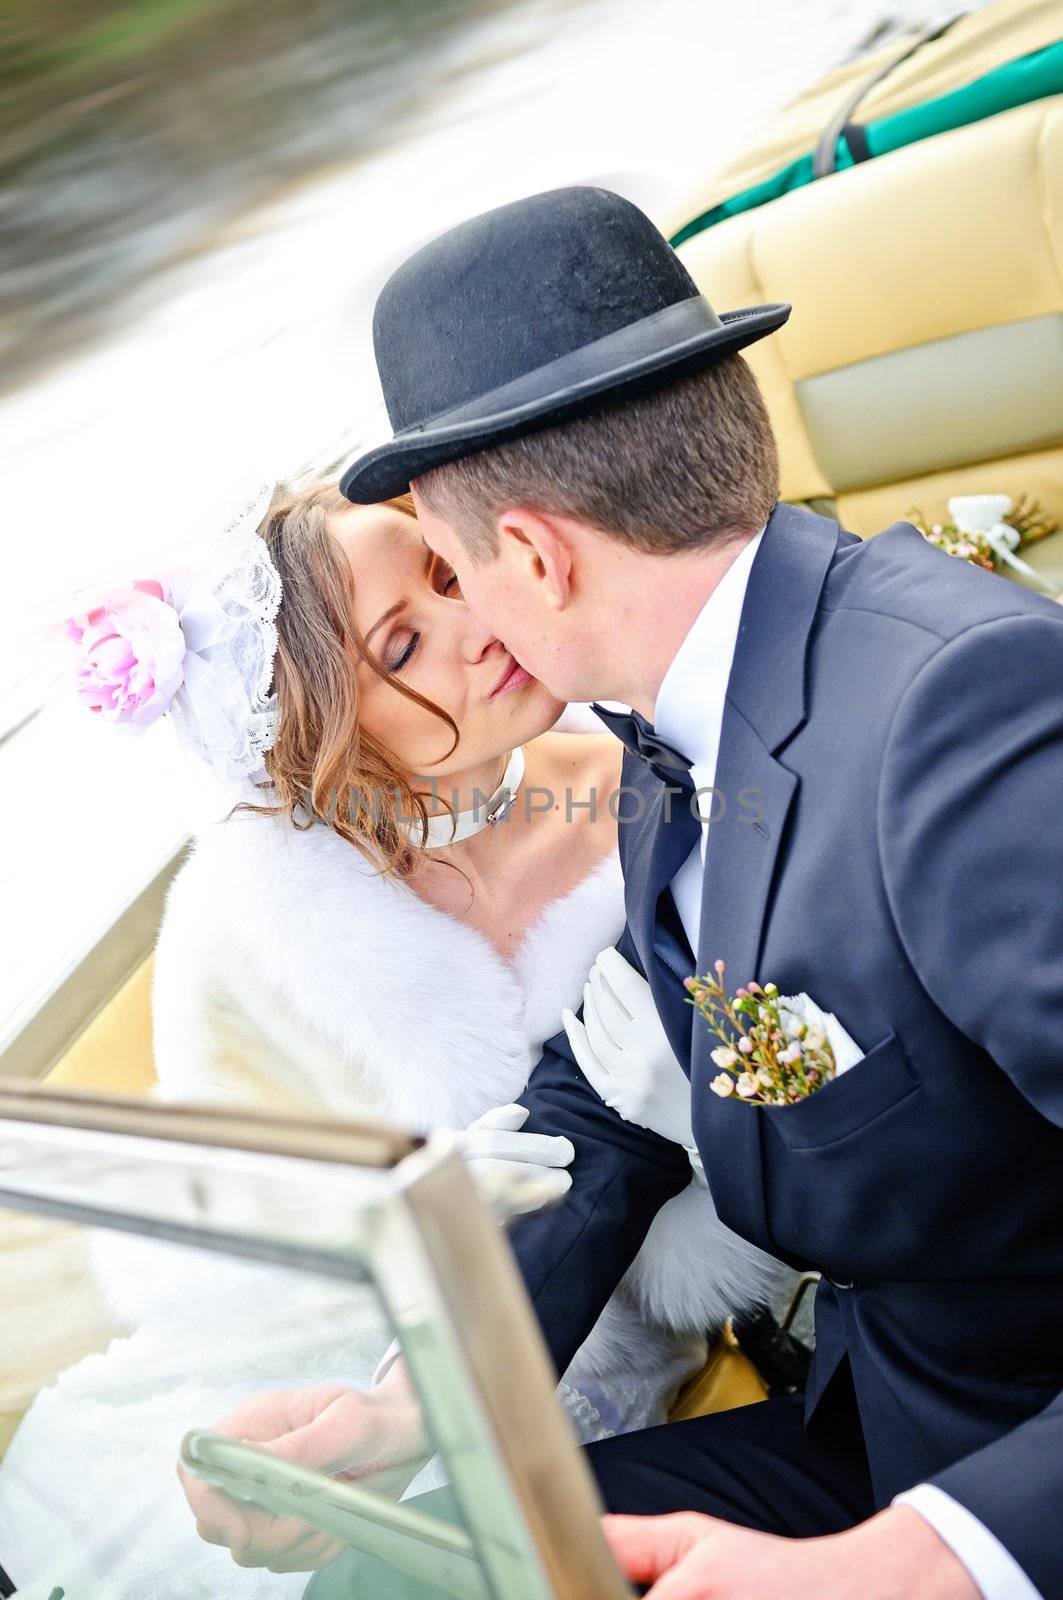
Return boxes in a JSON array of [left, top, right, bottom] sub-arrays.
[[602, 1506, 982, 1599], [177, 1366, 427, 1573]]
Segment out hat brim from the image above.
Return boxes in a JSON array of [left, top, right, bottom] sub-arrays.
[[340, 301, 790, 503]]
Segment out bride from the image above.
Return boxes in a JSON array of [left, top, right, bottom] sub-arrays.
[[0, 480, 784, 1598]]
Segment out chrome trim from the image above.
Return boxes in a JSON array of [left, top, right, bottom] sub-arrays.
[[183, 1431, 489, 1600], [0, 1082, 419, 1166]]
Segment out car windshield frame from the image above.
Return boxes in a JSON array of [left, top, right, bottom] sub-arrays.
[[0, 1084, 630, 1600]]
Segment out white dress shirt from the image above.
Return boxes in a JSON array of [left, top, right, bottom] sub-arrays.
[[651, 527, 1040, 1600]]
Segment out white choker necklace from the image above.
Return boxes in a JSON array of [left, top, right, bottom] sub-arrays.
[[403, 747, 526, 848]]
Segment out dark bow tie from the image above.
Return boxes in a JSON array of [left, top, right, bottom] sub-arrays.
[[591, 703, 693, 787]]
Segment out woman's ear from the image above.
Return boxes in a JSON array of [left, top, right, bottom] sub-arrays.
[[496, 508, 573, 610]]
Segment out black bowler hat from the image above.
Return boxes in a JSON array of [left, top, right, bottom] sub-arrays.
[[340, 186, 790, 504]]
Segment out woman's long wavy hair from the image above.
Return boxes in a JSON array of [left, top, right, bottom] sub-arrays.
[[239, 479, 459, 878]]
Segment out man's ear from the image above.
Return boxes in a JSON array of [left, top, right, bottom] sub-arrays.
[[496, 508, 573, 610]]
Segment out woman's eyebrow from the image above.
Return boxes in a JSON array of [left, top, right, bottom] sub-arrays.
[[364, 546, 434, 645], [365, 601, 404, 646]]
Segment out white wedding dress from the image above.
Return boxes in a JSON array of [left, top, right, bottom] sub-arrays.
[[0, 760, 785, 1599]]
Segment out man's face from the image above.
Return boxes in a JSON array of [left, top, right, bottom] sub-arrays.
[[410, 487, 569, 696]]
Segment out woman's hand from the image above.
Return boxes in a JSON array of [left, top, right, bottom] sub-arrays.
[[461, 1102, 575, 1212], [563, 947, 702, 1172], [177, 1365, 428, 1573]]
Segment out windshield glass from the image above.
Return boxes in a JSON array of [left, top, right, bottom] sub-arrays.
[[0, 1214, 446, 1599], [0, 1099, 624, 1600]]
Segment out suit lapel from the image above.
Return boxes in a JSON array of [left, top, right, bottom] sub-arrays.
[[692, 501, 844, 1012], [686, 503, 843, 1243], [692, 721, 797, 1009], [620, 504, 847, 1110]]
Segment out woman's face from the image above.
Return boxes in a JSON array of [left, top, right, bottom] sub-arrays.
[[331, 503, 564, 778]]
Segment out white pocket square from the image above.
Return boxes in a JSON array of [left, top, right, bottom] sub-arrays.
[[776, 993, 865, 1077]]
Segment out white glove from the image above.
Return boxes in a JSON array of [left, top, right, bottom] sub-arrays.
[[562, 947, 705, 1184], [460, 1103, 574, 1212], [373, 1107, 574, 1388]]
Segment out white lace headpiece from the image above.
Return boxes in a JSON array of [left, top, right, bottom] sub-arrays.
[[62, 485, 284, 788]]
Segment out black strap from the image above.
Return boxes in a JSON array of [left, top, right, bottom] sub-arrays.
[[812, 13, 963, 180], [841, 121, 872, 164], [0, 1557, 16, 1597], [732, 1305, 814, 1398]]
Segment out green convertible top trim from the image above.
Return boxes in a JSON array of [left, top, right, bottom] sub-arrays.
[[669, 40, 1063, 249]]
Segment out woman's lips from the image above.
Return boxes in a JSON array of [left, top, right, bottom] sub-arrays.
[[489, 658, 534, 699]]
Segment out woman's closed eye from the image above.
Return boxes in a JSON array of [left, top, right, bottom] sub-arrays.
[[386, 630, 420, 673]]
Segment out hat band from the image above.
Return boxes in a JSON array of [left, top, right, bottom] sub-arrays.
[[401, 294, 725, 437]]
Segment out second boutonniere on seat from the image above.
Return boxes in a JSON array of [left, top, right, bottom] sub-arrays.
[[685, 961, 863, 1105], [908, 493, 1059, 595]]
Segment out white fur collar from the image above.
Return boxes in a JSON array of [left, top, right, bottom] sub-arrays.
[[154, 807, 625, 1133]]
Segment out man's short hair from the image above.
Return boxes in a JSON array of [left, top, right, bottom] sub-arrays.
[[414, 353, 780, 562]]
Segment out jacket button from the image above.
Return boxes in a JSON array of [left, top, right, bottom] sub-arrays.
[[827, 1274, 854, 1290]]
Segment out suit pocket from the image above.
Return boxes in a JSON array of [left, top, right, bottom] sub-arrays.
[[767, 1030, 921, 1150]]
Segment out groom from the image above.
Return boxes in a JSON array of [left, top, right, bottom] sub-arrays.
[[185, 186, 1063, 1597], [339, 187, 1063, 1599]]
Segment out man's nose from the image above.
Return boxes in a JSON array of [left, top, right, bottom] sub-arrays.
[[458, 606, 504, 666]]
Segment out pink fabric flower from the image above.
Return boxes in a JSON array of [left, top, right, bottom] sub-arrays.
[[64, 579, 186, 732]]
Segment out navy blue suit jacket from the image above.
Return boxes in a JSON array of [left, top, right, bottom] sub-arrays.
[[512, 502, 1063, 1596]]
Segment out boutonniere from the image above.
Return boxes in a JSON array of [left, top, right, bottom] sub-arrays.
[[909, 492, 1059, 596], [684, 960, 862, 1105]]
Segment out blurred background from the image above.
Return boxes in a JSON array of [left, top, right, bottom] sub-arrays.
[[0, 0, 984, 1058]]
